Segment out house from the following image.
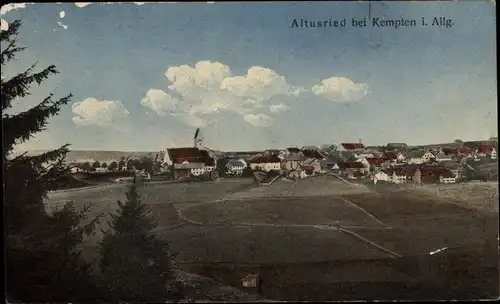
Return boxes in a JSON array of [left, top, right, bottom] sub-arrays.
[[406, 150, 426, 164], [396, 152, 406, 163], [301, 148, 327, 159], [241, 274, 259, 288], [288, 169, 308, 179], [249, 155, 281, 172], [167, 147, 214, 179], [281, 154, 306, 171], [341, 143, 365, 150], [319, 157, 341, 171], [421, 151, 437, 163], [419, 165, 451, 183], [391, 169, 407, 184], [353, 156, 371, 174], [226, 160, 246, 175], [358, 150, 377, 158], [435, 150, 454, 162], [300, 164, 317, 176], [338, 161, 365, 178], [303, 158, 322, 174], [491, 148, 497, 160], [456, 147, 474, 155], [439, 170, 456, 184], [382, 151, 398, 162], [373, 171, 389, 184]]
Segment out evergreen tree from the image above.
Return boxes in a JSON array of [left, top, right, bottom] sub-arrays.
[[108, 161, 118, 171], [99, 182, 184, 302], [2, 20, 102, 302]]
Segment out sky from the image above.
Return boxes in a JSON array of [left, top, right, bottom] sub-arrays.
[[1, 2, 497, 152]]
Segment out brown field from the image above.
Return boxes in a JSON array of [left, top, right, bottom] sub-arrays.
[[47, 175, 499, 301], [342, 191, 481, 221], [181, 197, 386, 227]]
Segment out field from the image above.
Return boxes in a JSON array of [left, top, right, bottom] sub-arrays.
[[181, 197, 387, 227], [403, 181, 499, 212], [46, 175, 499, 301]]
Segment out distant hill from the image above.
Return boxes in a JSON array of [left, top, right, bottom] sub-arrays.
[[25, 150, 162, 163]]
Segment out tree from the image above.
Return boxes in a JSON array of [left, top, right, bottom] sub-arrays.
[[2, 20, 102, 302], [92, 161, 101, 170], [118, 160, 126, 170], [101, 162, 108, 169], [98, 182, 183, 302], [126, 159, 135, 171], [242, 166, 254, 178], [80, 161, 92, 172], [139, 156, 154, 174], [108, 161, 118, 171]]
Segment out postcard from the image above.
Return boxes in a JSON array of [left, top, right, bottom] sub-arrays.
[[2, 1, 498, 302]]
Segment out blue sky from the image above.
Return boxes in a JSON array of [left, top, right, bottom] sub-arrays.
[[1, 2, 497, 152]]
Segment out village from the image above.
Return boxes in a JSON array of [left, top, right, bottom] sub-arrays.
[[220, 139, 498, 185], [67, 132, 498, 187]]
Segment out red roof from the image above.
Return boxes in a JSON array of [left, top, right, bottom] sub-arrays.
[[338, 161, 364, 169], [383, 151, 397, 160], [341, 143, 365, 150], [457, 147, 473, 154], [366, 157, 386, 165], [478, 145, 494, 153], [168, 147, 214, 166], [442, 147, 458, 155]]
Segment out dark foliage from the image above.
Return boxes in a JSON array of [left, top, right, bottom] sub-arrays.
[[98, 183, 184, 302], [2, 20, 103, 302]]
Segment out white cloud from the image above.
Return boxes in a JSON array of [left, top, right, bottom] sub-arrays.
[[244, 113, 273, 127], [72, 98, 130, 126], [1, 3, 26, 16], [74, 3, 91, 8], [142, 61, 303, 128], [1, 19, 8, 31], [312, 77, 369, 102], [57, 21, 68, 30], [140, 88, 181, 116], [269, 103, 290, 114], [59, 11, 65, 18], [221, 66, 300, 102]]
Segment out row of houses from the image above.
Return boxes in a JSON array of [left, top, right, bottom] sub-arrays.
[[221, 140, 497, 182]]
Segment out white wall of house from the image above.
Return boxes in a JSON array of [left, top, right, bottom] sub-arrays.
[[191, 165, 215, 176], [281, 160, 303, 171], [396, 153, 406, 163], [228, 164, 245, 175], [374, 172, 389, 184], [407, 157, 424, 164], [491, 148, 497, 159], [422, 152, 436, 163], [390, 172, 407, 184], [439, 176, 456, 184], [357, 157, 371, 174], [264, 162, 282, 172]]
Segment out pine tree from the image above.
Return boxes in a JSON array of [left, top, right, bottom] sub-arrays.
[[99, 182, 184, 302], [2, 20, 102, 302]]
